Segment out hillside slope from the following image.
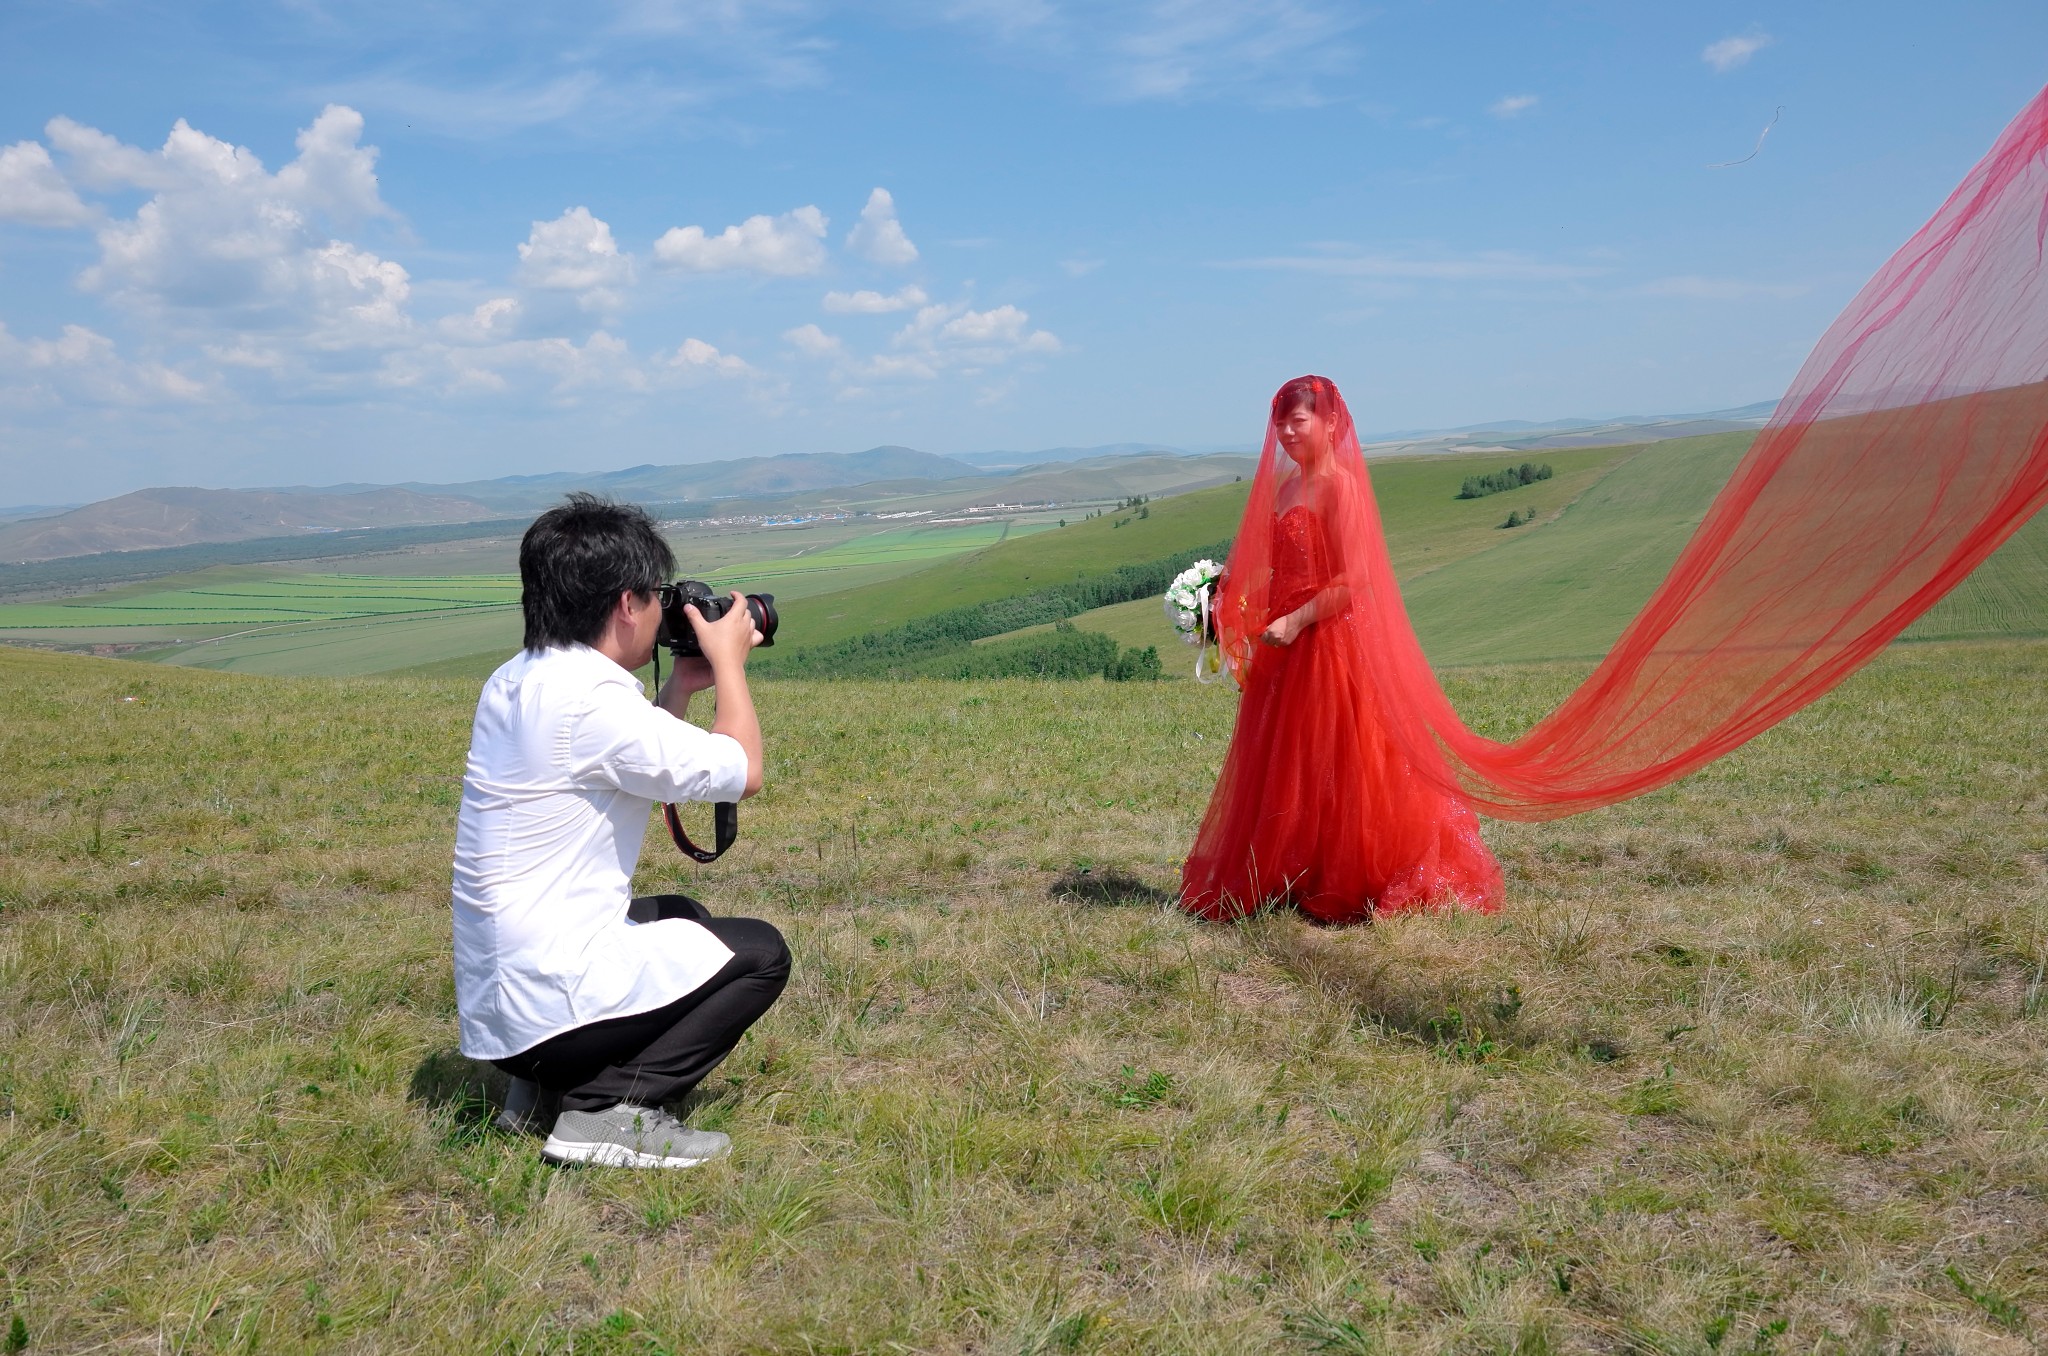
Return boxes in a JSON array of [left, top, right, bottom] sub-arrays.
[[1399, 430, 2048, 665], [780, 480, 1253, 653]]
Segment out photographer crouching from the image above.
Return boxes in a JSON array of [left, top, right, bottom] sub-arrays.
[[451, 493, 788, 1169]]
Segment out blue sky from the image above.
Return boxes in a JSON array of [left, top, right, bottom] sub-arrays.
[[2, 1, 2046, 504]]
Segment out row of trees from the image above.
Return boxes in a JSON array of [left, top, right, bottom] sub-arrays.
[[755, 537, 1232, 681], [902, 623, 1162, 681], [1456, 463, 1553, 500]]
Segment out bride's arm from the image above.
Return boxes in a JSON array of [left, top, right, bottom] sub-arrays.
[[1261, 580, 1348, 646]]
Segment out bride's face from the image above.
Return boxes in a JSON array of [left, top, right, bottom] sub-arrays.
[[1276, 403, 1331, 467]]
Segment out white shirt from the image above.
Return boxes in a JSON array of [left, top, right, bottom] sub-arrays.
[[451, 644, 751, 1059]]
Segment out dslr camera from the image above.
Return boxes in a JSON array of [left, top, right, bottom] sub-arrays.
[[655, 580, 779, 657]]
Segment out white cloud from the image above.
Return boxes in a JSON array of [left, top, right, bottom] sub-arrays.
[[652, 205, 828, 275], [874, 301, 1060, 379], [821, 284, 928, 314], [274, 106, 395, 226], [44, 107, 413, 350], [439, 297, 524, 343], [517, 206, 636, 311], [783, 323, 843, 356], [1489, 94, 1539, 118], [0, 321, 211, 409], [1703, 33, 1772, 73], [845, 188, 919, 266], [0, 141, 95, 227], [380, 330, 647, 400], [45, 116, 180, 191], [1059, 257, 1104, 277], [660, 336, 754, 378]]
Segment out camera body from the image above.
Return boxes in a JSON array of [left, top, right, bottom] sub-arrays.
[[655, 579, 779, 657]]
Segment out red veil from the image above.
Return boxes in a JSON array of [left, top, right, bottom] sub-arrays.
[[1186, 84, 2048, 916]]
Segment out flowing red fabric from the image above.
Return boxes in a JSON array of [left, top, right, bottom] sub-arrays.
[[1184, 85, 2048, 918]]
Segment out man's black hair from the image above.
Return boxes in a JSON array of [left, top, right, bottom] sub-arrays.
[[519, 493, 676, 650]]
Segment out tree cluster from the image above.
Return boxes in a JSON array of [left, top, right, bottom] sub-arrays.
[[1456, 463, 1553, 500]]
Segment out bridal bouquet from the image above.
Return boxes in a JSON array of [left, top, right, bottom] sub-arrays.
[[1164, 559, 1222, 643]]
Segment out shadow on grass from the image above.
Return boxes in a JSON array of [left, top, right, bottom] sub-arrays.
[[1257, 926, 1627, 1065], [407, 1046, 508, 1132], [1050, 866, 1177, 908]]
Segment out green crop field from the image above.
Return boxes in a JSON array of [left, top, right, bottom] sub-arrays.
[[0, 573, 520, 631], [2, 640, 2044, 1351]]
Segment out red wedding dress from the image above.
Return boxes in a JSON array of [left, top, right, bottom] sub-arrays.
[[1181, 410, 1504, 923]]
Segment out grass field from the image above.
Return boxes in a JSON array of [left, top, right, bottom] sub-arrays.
[[2, 641, 2044, 1351]]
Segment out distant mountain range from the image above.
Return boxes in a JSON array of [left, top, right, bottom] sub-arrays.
[[292, 445, 977, 513], [0, 404, 1774, 563]]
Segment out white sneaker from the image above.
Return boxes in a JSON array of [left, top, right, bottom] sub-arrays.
[[494, 1077, 550, 1136], [542, 1103, 731, 1169]]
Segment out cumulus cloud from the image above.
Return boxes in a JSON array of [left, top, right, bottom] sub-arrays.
[[821, 284, 928, 314], [517, 206, 636, 311], [846, 188, 919, 266], [45, 116, 180, 191], [876, 301, 1059, 379], [1489, 94, 1539, 118], [0, 141, 95, 226], [783, 322, 843, 356], [0, 321, 211, 409], [379, 330, 645, 399], [659, 337, 753, 378], [439, 297, 524, 343], [43, 106, 413, 348], [1703, 33, 1772, 73], [652, 205, 828, 275]]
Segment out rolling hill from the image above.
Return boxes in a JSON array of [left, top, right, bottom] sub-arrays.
[[0, 486, 496, 563]]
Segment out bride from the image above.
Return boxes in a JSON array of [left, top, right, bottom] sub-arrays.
[[1180, 375, 1503, 922]]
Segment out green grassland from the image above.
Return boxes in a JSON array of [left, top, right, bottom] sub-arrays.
[[3, 641, 2045, 1350]]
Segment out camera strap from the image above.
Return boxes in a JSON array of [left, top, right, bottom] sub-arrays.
[[664, 799, 738, 863]]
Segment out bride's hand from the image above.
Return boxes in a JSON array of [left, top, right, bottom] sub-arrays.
[[1261, 612, 1305, 647]]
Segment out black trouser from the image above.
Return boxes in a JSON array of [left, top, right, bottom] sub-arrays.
[[493, 895, 790, 1114]]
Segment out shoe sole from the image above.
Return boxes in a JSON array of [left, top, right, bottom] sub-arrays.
[[541, 1139, 724, 1169]]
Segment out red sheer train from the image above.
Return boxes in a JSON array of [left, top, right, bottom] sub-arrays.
[[1183, 83, 2048, 921]]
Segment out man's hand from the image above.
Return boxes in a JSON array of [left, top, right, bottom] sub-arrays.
[[685, 592, 763, 673], [653, 656, 714, 717]]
